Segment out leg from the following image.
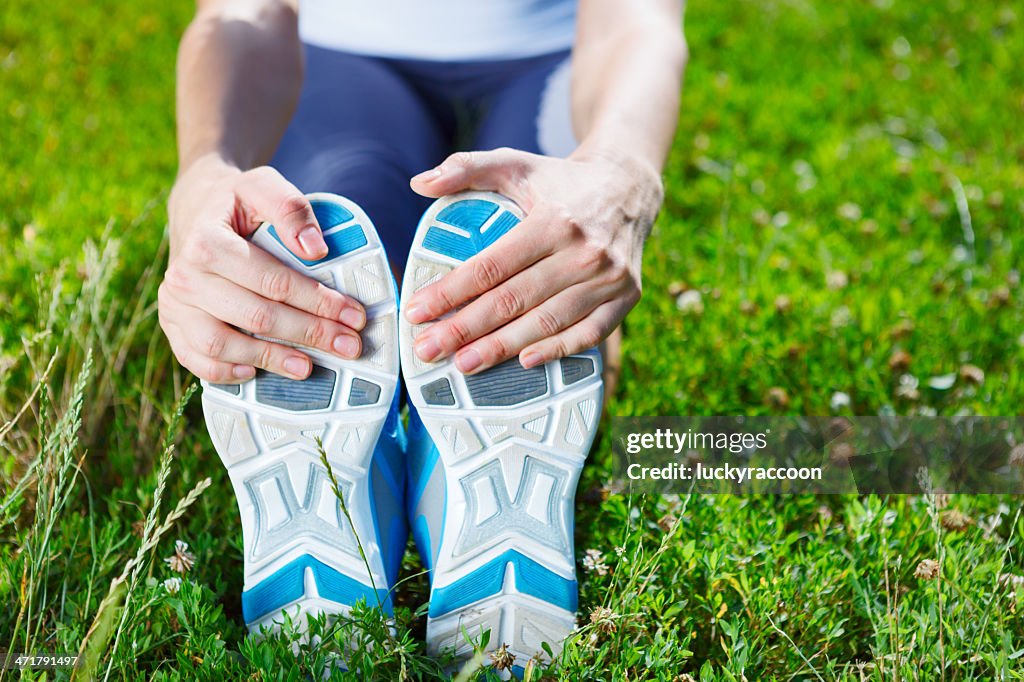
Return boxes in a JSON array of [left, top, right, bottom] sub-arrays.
[[470, 50, 576, 158], [272, 44, 447, 271]]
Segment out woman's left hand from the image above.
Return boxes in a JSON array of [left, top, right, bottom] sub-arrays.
[[405, 147, 663, 374]]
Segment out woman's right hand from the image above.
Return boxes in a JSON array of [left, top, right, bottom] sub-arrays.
[[159, 155, 367, 383]]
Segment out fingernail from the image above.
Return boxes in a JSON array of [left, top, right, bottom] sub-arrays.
[[333, 334, 360, 358], [297, 227, 327, 258], [520, 352, 544, 369], [283, 356, 310, 378], [415, 335, 441, 362], [340, 307, 366, 330], [412, 167, 442, 183], [456, 348, 482, 373], [406, 304, 431, 324], [233, 365, 256, 380]]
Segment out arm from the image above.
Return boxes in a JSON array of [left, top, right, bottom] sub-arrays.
[[160, 0, 367, 383], [405, 0, 687, 374]]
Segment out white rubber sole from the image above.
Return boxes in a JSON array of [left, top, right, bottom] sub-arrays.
[[200, 192, 400, 637], [399, 191, 603, 671]]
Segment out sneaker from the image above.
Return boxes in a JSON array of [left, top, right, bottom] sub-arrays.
[[399, 191, 603, 674], [200, 193, 405, 641]]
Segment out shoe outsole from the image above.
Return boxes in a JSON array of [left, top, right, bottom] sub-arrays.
[[201, 192, 400, 636], [399, 191, 603, 672]]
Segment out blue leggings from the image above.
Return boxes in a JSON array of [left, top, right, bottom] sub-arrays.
[[271, 44, 575, 269]]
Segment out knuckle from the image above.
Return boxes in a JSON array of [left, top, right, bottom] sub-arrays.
[[534, 309, 562, 337], [472, 255, 504, 291], [492, 288, 523, 320], [277, 193, 312, 222], [445, 318, 472, 347], [244, 165, 276, 185], [314, 287, 345, 320], [303, 319, 331, 349], [255, 343, 277, 371], [157, 281, 171, 309], [435, 284, 460, 313], [450, 151, 475, 170], [606, 257, 630, 284], [183, 235, 214, 267], [576, 242, 610, 273], [163, 264, 191, 293], [259, 268, 292, 301], [204, 362, 233, 383], [488, 335, 513, 361], [577, 324, 604, 350], [244, 303, 273, 334], [202, 331, 228, 359], [563, 214, 585, 240]]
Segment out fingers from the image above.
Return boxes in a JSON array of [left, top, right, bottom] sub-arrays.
[[411, 253, 582, 363], [162, 308, 314, 382], [185, 276, 362, 360], [451, 280, 625, 374], [404, 208, 557, 325], [410, 148, 538, 205], [219, 238, 366, 330], [518, 298, 632, 369], [234, 166, 328, 260]]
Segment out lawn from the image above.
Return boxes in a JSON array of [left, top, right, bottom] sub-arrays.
[[1, 0, 1023, 680]]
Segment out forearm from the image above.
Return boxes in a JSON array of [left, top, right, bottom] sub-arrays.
[[571, 0, 687, 175], [175, 0, 303, 174]]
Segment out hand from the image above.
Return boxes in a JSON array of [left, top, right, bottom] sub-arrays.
[[159, 155, 367, 383], [405, 147, 662, 374]]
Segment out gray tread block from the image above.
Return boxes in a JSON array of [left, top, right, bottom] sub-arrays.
[[421, 377, 456, 406], [560, 356, 595, 386], [464, 358, 547, 407], [255, 365, 337, 411], [348, 378, 381, 406]]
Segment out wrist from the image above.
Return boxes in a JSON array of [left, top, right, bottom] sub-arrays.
[[571, 143, 662, 194], [570, 142, 664, 218], [169, 153, 241, 231], [176, 151, 241, 182]]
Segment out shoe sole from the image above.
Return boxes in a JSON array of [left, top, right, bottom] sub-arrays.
[[399, 191, 603, 671], [201, 193, 400, 636]]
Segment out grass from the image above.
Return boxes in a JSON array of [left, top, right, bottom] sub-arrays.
[[1, 0, 1023, 679]]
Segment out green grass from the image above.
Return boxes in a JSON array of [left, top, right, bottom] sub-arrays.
[[2, 0, 1023, 679]]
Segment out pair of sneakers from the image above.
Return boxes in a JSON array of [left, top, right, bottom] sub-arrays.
[[200, 191, 603, 675]]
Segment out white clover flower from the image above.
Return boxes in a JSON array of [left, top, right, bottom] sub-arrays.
[[164, 540, 196, 574], [830, 392, 851, 411], [826, 270, 849, 290], [163, 577, 182, 594], [582, 549, 609, 576], [838, 202, 863, 221], [676, 289, 704, 316]]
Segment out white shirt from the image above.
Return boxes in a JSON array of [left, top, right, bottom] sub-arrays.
[[299, 0, 577, 61]]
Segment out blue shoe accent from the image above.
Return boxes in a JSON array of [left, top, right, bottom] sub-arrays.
[[436, 199, 498, 230], [428, 550, 577, 618], [369, 386, 408, 588], [406, 406, 446, 575], [421, 198, 520, 262], [241, 553, 392, 623], [266, 198, 367, 266]]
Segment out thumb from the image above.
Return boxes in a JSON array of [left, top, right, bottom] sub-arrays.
[[235, 166, 328, 261], [410, 149, 536, 205]]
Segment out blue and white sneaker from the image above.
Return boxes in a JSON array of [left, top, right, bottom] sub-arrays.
[[399, 191, 604, 674], [200, 193, 406, 642]]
